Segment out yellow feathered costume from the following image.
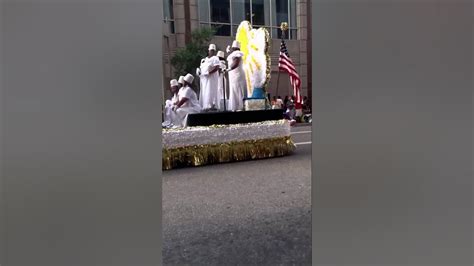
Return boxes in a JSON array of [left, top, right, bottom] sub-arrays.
[[235, 21, 271, 98]]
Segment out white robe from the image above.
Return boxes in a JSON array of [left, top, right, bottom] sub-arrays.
[[199, 56, 220, 110], [217, 59, 227, 110], [226, 51, 246, 111], [198, 58, 208, 106], [163, 94, 179, 126], [174, 85, 201, 127]]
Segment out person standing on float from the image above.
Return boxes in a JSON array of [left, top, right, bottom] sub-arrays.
[[197, 55, 207, 107], [216, 50, 227, 110], [226, 41, 246, 111], [196, 44, 220, 110]]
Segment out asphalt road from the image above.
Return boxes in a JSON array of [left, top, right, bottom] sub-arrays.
[[163, 125, 312, 265]]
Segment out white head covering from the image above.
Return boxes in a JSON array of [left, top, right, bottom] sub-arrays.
[[208, 44, 216, 51], [184, 73, 194, 84], [170, 79, 179, 87], [232, 40, 240, 48], [217, 51, 225, 58], [178, 76, 185, 85]]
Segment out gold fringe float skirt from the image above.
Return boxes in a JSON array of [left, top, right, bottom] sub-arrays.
[[162, 120, 295, 170]]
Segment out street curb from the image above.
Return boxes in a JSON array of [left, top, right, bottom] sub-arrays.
[[293, 123, 311, 127]]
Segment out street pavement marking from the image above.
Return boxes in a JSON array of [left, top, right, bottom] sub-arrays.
[[291, 131, 312, 135], [294, 141, 312, 146]]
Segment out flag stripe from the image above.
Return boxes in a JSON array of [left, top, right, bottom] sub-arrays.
[[279, 61, 296, 73], [278, 63, 295, 74], [279, 56, 296, 69], [278, 39, 302, 104]]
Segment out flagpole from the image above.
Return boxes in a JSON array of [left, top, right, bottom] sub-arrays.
[[223, 71, 227, 111], [275, 67, 281, 98], [275, 22, 288, 99]]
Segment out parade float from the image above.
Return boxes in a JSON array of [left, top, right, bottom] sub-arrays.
[[163, 21, 295, 170]]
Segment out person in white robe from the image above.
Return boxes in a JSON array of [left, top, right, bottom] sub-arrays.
[[196, 44, 220, 110], [216, 50, 227, 111], [162, 79, 180, 127], [174, 75, 185, 125], [226, 41, 247, 111], [173, 73, 201, 127], [197, 58, 207, 103], [177, 75, 185, 90]]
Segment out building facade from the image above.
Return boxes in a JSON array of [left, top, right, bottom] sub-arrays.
[[163, 0, 311, 102]]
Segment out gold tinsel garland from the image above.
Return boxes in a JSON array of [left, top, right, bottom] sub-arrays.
[[163, 136, 295, 170]]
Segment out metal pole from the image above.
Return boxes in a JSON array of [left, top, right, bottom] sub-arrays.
[[222, 71, 227, 111], [275, 68, 281, 97], [275, 27, 287, 98]]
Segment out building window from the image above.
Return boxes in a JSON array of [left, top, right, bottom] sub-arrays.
[[163, 0, 175, 34], [210, 0, 231, 36], [198, 0, 297, 39]]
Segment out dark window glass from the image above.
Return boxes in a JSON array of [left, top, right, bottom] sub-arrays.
[[232, 25, 239, 36], [251, 0, 265, 25], [169, 0, 174, 19], [275, 0, 288, 26], [210, 0, 230, 23], [212, 24, 231, 36], [232, 0, 250, 23], [169, 21, 175, 34]]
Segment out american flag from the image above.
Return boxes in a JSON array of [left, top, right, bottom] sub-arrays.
[[278, 39, 302, 105]]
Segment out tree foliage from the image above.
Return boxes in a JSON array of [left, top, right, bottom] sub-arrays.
[[170, 27, 217, 82]]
